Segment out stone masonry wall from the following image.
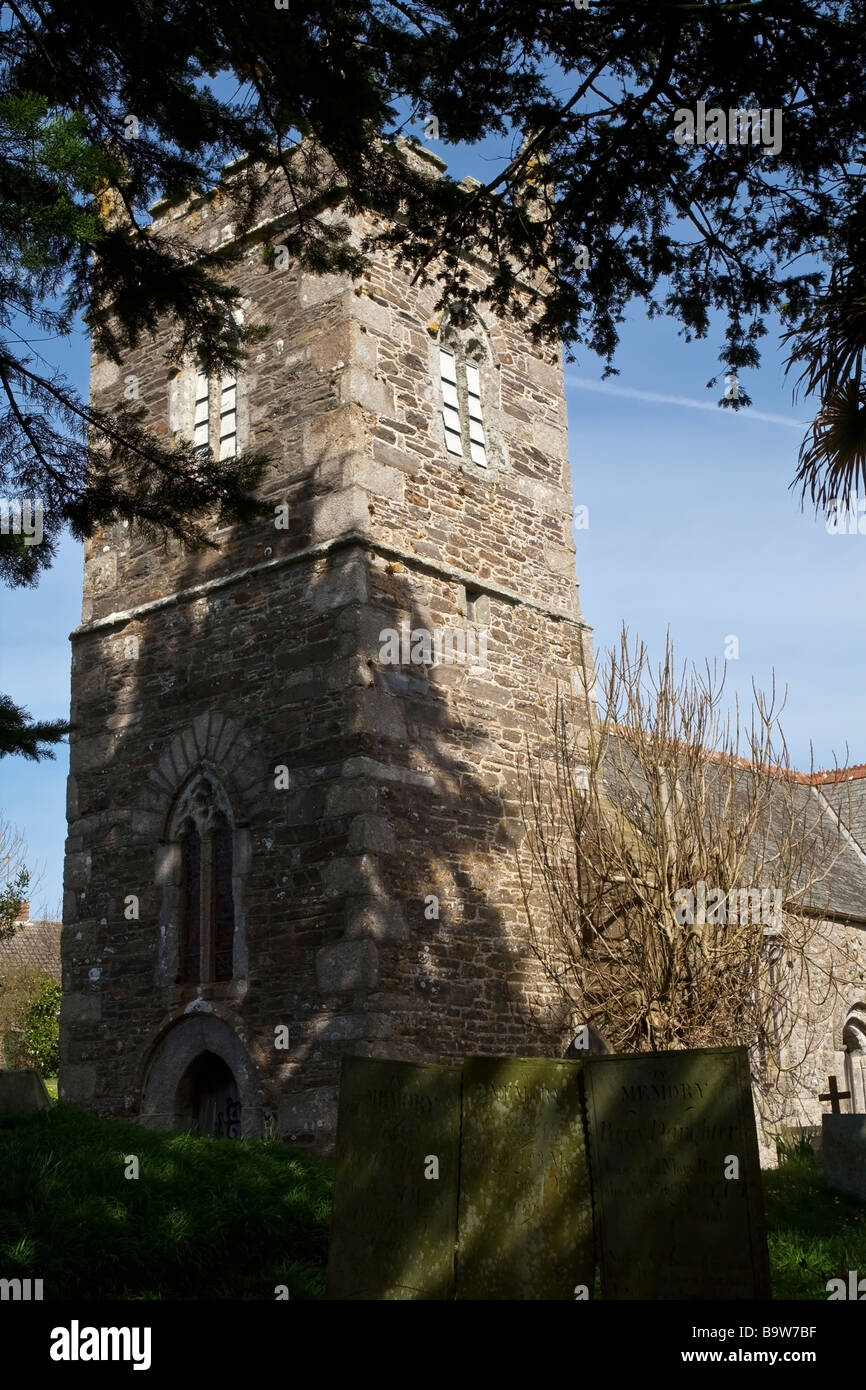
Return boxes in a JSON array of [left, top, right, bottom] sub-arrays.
[[61, 151, 592, 1150]]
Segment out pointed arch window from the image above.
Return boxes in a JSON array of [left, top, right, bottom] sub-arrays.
[[181, 826, 202, 983], [435, 306, 509, 472], [844, 1006, 866, 1113], [173, 775, 236, 985]]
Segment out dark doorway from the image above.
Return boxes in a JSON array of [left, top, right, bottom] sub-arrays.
[[175, 1051, 242, 1138]]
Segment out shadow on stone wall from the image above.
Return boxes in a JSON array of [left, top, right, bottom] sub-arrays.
[[64, 426, 578, 1143]]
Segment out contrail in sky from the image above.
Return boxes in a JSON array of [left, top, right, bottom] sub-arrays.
[[564, 375, 806, 429]]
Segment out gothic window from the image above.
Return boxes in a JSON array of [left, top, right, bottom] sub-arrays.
[[844, 1006, 866, 1113], [213, 823, 235, 981], [435, 308, 507, 472], [172, 775, 237, 985], [764, 933, 785, 1052], [181, 827, 202, 984]]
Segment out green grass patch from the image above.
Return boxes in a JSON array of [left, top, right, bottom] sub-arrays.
[[0, 1105, 862, 1299], [0, 1104, 331, 1300], [764, 1153, 866, 1299]]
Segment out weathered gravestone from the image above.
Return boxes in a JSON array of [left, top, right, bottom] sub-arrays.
[[325, 1056, 461, 1299], [0, 1069, 51, 1115], [457, 1057, 594, 1300], [822, 1114, 866, 1203], [584, 1046, 771, 1299]]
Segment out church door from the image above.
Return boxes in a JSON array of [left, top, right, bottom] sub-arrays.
[[176, 1051, 242, 1138]]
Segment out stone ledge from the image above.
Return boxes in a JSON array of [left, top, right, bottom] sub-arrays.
[[71, 533, 591, 639]]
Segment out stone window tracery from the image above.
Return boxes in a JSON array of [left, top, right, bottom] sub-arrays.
[[435, 309, 506, 473]]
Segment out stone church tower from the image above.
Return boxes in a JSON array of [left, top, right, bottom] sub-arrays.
[[60, 149, 593, 1149]]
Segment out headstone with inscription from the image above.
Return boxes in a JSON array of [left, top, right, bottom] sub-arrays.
[[584, 1046, 771, 1299], [325, 1056, 462, 1300], [456, 1057, 594, 1299]]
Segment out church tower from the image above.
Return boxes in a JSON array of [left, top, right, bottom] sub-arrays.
[[60, 149, 593, 1149]]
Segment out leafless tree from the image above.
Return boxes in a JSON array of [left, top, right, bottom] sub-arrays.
[[519, 626, 858, 1125], [0, 814, 43, 940]]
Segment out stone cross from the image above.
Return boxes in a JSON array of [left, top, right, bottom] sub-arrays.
[[819, 1075, 851, 1114]]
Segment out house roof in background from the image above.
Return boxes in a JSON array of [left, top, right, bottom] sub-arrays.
[[0, 920, 62, 979]]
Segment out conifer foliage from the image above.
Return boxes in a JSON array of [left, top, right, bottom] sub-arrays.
[[2, 1, 864, 755]]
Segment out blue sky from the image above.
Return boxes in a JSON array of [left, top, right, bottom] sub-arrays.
[[3, 132, 865, 917]]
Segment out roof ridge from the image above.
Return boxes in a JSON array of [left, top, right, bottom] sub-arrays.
[[605, 723, 866, 784]]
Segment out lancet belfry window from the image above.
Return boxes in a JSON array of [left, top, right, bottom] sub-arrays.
[[218, 376, 237, 459], [193, 370, 209, 454], [439, 344, 488, 468], [175, 775, 236, 985], [192, 369, 237, 459]]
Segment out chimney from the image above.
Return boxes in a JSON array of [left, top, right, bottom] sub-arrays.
[[16, 902, 29, 923]]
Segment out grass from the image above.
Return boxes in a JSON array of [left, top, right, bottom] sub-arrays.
[[0, 1104, 332, 1300], [0, 1104, 862, 1299], [765, 1151, 866, 1299]]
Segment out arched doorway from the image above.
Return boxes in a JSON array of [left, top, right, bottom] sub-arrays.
[[139, 1014, 261, 1136], [176, 1051, 242, 1138], [843, 1006, 866, 1113]]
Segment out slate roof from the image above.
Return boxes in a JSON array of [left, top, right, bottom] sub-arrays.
[[803, 770, 866, 922], [599, 732, 866, 925], [0, 920, 62, 978]]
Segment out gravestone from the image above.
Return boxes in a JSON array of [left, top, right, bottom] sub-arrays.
[[325, 1056, 461, 1300], [822, 1115, 866, 1202], [584, 1046, 771, 1299], [0, 1069, 51, 1115], [457, 1057, 594, 1299]]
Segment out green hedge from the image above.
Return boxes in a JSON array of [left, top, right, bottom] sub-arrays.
[[21, 977, 61, 1075]]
